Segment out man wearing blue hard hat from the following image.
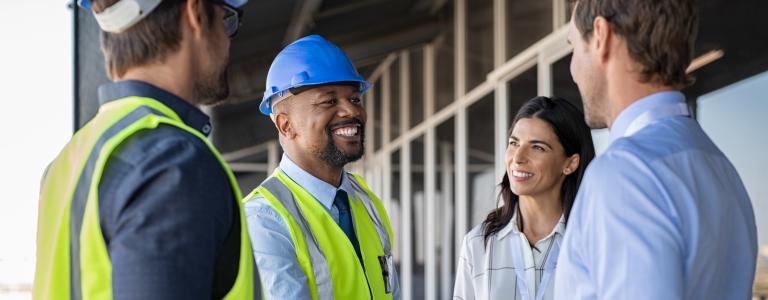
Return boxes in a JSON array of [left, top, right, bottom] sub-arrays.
[[243, 34, 400, 300], [34, 0, 257, 299]]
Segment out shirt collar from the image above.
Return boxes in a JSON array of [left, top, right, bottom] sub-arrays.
[[98, 80, 213, 136], [609, 90, 689, 143], [498, 211, 566, 240], [278, 154, 355, 210]]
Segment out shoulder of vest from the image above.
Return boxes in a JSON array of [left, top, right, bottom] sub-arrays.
[[345, 172, 368, 189], [242, 174, 282, 204], [107, 126, 210, 164]]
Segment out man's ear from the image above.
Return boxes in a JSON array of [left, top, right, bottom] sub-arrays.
[[273, 113, 296, 139], [182, 0, 205, 39], [592, 16, 613, 63]]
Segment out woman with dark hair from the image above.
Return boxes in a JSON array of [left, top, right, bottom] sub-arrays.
[[453, 96, 595, 300]]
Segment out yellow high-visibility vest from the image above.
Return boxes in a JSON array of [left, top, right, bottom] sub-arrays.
[[34, 96, 254, 299], [244, 169, 396, 300]]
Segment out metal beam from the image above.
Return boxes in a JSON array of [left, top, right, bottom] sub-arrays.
[[283, 0, 323, 45], [221, 140, 276, 162], [316, 0, 385, 19]]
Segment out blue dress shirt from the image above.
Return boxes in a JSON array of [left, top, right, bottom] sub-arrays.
[[554, 91, 758, 299], [245, 155, 401, 299]]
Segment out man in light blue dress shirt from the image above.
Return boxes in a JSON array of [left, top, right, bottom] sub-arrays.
[[555, 1, 758, 299], [243, 35, 400, 299], [247, 154, 396, 298]]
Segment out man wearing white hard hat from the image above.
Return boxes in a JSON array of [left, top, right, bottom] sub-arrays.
[[34, 0, 257, 299], [243, 34, 400, 300]]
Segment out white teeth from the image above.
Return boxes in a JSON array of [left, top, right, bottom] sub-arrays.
[[512, 170, 533, 178], [333, 126, 358, 137]]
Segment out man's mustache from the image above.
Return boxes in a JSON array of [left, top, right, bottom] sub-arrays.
[[327, 118, 365, 131]]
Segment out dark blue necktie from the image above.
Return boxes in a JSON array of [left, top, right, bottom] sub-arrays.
[[333, 190, 363, 263]]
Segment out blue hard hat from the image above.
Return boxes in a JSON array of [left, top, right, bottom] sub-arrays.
[[77, 0, 249, 10], [260, 34, 372, 115]]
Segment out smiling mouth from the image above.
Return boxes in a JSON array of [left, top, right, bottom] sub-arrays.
[[332, 124, 360, 137], [329, 119, 364, 138], [511, 170, 534, 181]]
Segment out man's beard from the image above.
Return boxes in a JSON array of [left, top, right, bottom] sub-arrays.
[[580, 72, 608, 129], [319, 119, 366, 168], [194, 63, 230, 106]]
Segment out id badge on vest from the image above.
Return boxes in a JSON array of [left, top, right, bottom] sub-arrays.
[[378, 254, 395, 293]]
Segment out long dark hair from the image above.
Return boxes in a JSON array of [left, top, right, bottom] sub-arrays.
[[482, 96, 595, 246]]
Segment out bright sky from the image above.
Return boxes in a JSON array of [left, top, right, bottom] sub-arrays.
[[0, 1, 73, 287]]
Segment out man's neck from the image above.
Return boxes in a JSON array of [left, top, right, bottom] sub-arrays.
[[116, 58, 196, 105], [605, 73, 676, 128], [287, 151, 344, 187]]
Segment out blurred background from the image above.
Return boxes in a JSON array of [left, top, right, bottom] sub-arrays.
[[2, 0, 767, 299]]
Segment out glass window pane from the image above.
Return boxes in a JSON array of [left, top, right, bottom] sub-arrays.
[[410, 48, 425, 129], [506, 0, 553, 60], [466, 0, 494, 92], [507, 66, 539, 128], [467, 93, 496, 228], [436, 32, 455, 111]]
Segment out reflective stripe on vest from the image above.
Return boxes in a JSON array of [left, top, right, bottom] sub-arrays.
[[34, 97, 254, 300], [248, 169, 394, 300]]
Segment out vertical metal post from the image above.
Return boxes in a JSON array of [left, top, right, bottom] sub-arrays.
[[424, 44, 436, 117], [553, 0, 568, 30], [401, 141, 413, 300], [455, 0, 467, 99], [399, 50, 413, 300], [454, 109, 468, 255], [400, 51, 410, 135], [382, 152, 393, 246], [454, 0, 469, 260], [365, 90, 375, 166], [538, 55, 552, 97], [494, 83, 508, 186], [382, 67, 393, 213], [493, 0, 507, 68], [423, 44, 437, 300], [440, 142, 455, 300]]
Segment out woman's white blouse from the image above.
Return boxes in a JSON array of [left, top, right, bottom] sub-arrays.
[[453, 214, 565, 300]]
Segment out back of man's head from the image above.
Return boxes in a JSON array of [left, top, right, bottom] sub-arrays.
[[571, 0, 698, 88], [91, 0, 216, 79]]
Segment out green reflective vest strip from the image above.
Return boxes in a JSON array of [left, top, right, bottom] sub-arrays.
[[246, 169, 394, 300], [34, 97, 254, 299]]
